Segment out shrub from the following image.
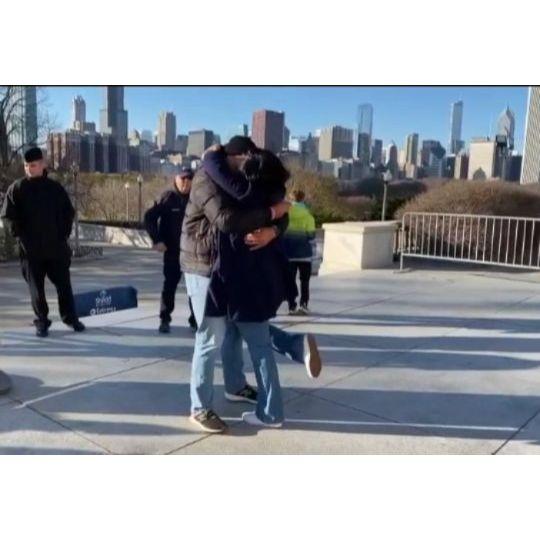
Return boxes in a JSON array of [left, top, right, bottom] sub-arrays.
[[396, 179, 540, 219], [287, 168, 368, 225]]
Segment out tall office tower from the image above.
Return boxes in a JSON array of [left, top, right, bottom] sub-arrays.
[[354, 103, 373, 159], [454, 150, 469, 179], [187, 129, 215, 158], [157, 111, 176, 151], [7, 86, 38, 154], [520, 89, 540, 183], [385, 141, 399, 178], [100, 86, 128, 139], [174, 134, 188, 154], [449, 100, 464, 154], [468, 138, 496, 180], [318, 126, 353, 160], [371, 138, 383, 167], [72, 95, 86, 130], [405, 133, 419, 165], [420, 140, 446, 177], [99, 86, 128, 172], [141, 130, 154, 144], [357, 103, 373, 138], [497, 106, 516, 150], [251, 109, 285, 153], [355, 133, 371, 165]]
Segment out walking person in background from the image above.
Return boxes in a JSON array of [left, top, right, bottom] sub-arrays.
[[283, 190, 316, 315], [0, 147, 85, 338], [144, 167, 197, 333]]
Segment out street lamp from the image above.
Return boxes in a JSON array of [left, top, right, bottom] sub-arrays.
[[124, 182, 130, 222], [381, 170, 393, 221], [71, 162, 80, 252], [137, 174, 143, 224]]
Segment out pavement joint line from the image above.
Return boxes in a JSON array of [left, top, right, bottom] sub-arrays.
[[13, 356, 172, 409], [491, 406, 540, 455], [4, 396, 113, 455]]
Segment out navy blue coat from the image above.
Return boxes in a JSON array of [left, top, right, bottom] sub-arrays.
[[203, 150, 289, 322]]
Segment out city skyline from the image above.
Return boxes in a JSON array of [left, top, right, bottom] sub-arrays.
[[45, 86, 528, 152]]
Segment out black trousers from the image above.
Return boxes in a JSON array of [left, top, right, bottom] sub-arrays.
[[287, 261, 312, 309], [160, 252, 195, 324], [20, 255, 78, 328]]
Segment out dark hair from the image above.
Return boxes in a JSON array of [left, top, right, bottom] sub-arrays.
[[244, 150, 290, 186], [292, 189, 305, 202]]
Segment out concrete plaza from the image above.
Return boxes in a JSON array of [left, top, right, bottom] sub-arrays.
[[1, 245, 540, 454]]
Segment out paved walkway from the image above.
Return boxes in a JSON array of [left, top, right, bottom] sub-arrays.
[[2, 246, 540, 454]]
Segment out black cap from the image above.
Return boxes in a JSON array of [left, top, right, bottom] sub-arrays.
[[179, 166, 194, 179], [24, 147, 43, 163], [224, 136, 258, 156]]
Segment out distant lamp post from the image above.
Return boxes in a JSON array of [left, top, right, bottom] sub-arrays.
[[382, 170, 393, 221], [124, 182, 130, 222], [137, 174, 144, 224], [71, 162, 80, 252]]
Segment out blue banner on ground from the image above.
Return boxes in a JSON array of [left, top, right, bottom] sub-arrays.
[[74, 286, 138, 318]]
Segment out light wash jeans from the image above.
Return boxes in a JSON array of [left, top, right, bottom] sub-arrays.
[[185, 273, 247, 413], [222, 321, 285, 424]]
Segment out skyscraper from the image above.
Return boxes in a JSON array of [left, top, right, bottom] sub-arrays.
[[354, 103, 373, 159], [521, 87, 540, 184], [497, 106, 515, 150], [318, 126, 353, 160], [73, 95, 86, 129], [226, 124, 249, 142], [7, 86, 38, 154], [157, 111, 176, 151], [100, 86, 128, 139], [449, 100, 464, 154], [357, 104, 373, 138], [371, 139, 383, 167], [385, 141, 399, 178], [187, 129, 215, 158], [468, 138, 496, 180], [356, 133, 371, 165], [405, 133, 419, 165], [99, 86, 128, 172], [251, 110, 285, 153]]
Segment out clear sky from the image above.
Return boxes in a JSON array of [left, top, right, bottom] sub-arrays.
[[45, 86, 528, 152]]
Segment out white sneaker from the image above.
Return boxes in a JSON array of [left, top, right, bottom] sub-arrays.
[[242, 411, 283, 429], [298, 305, 310, 315], [304, 334, 322, 379]]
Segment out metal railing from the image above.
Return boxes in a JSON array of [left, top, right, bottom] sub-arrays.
[[400, 212, 540, 271]]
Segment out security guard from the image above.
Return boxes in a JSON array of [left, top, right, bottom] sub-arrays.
[[144, 167, 196, 333], [1, 147, 85, 337]]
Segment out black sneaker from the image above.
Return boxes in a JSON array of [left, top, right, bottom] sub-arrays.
[[189, 409, 228, 433], [159, 320, 170, 334], [36, 326, 49, 338], [71, 320, 86, 332], [225, 385, 258, 404]]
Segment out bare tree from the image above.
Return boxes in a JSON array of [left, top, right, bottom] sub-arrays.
[[0, 86, 58, 191]]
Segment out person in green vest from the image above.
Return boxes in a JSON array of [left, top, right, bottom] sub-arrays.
[[282, 189, 316, 315]]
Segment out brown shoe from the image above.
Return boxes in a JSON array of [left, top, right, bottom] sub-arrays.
[[304, 334, 322, 378], [189, 409, 228, 433]]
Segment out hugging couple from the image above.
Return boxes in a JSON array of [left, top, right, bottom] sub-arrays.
[[180, 136, 322, 432]]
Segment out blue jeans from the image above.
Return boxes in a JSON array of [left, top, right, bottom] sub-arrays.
[[223, 321, 284, 424], [268, 325, 305, 365], [185, 273, 247, 414]]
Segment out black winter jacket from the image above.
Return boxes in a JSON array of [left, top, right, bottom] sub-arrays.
[[0, 173, 74, 260], [144, 184, 189, 254]]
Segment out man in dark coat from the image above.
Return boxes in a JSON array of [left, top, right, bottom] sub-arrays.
[[0, 148, 85, 337], [144, 167, 196, 333]]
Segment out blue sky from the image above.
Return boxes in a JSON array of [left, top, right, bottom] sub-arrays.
[[45, 86, 528, 152]]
